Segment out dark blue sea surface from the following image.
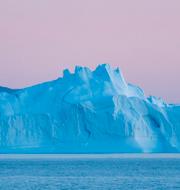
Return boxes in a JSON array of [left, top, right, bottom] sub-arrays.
[[0, 154, 180, 190]]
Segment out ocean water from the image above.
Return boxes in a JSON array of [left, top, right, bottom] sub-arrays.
[[0, 154, 180, 190]]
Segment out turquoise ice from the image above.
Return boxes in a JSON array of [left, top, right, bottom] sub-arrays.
[[0, 64, 180, 153]]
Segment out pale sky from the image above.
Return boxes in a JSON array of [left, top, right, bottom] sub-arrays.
[[0, 0, 180, 103]]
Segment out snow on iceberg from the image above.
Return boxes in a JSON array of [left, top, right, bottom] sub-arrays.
[[0, 64, 180, 153]]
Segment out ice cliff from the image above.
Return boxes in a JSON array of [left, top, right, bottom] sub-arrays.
[[0, 64, 180, 153]]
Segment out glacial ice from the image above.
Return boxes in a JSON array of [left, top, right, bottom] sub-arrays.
[[0, 64, 180, 153]]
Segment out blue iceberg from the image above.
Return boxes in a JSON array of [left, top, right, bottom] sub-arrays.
[[0, 64, 180, 153]]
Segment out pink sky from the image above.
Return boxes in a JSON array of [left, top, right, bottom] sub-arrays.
[[0, 0, 180, 103]]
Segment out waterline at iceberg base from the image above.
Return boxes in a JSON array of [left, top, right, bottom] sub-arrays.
[[0, 64, 180, 153]]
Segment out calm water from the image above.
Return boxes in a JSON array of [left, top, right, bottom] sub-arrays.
[[0, 154, 180, 190]]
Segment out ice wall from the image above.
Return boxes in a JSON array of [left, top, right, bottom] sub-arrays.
[[0, 64, 179, 153]]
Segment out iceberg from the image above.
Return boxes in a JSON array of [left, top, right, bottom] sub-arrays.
[[0, 64, 180, 153]]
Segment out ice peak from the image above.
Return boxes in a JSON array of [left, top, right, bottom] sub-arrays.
[[94, 63, 111, 74], [62, 64, 125, 83], [73, 66, 92, 82], [63, 69, 71, 78], [61, 64, 129, 95], [74, 66, 91, 74], [93, 64, 127, 89]]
